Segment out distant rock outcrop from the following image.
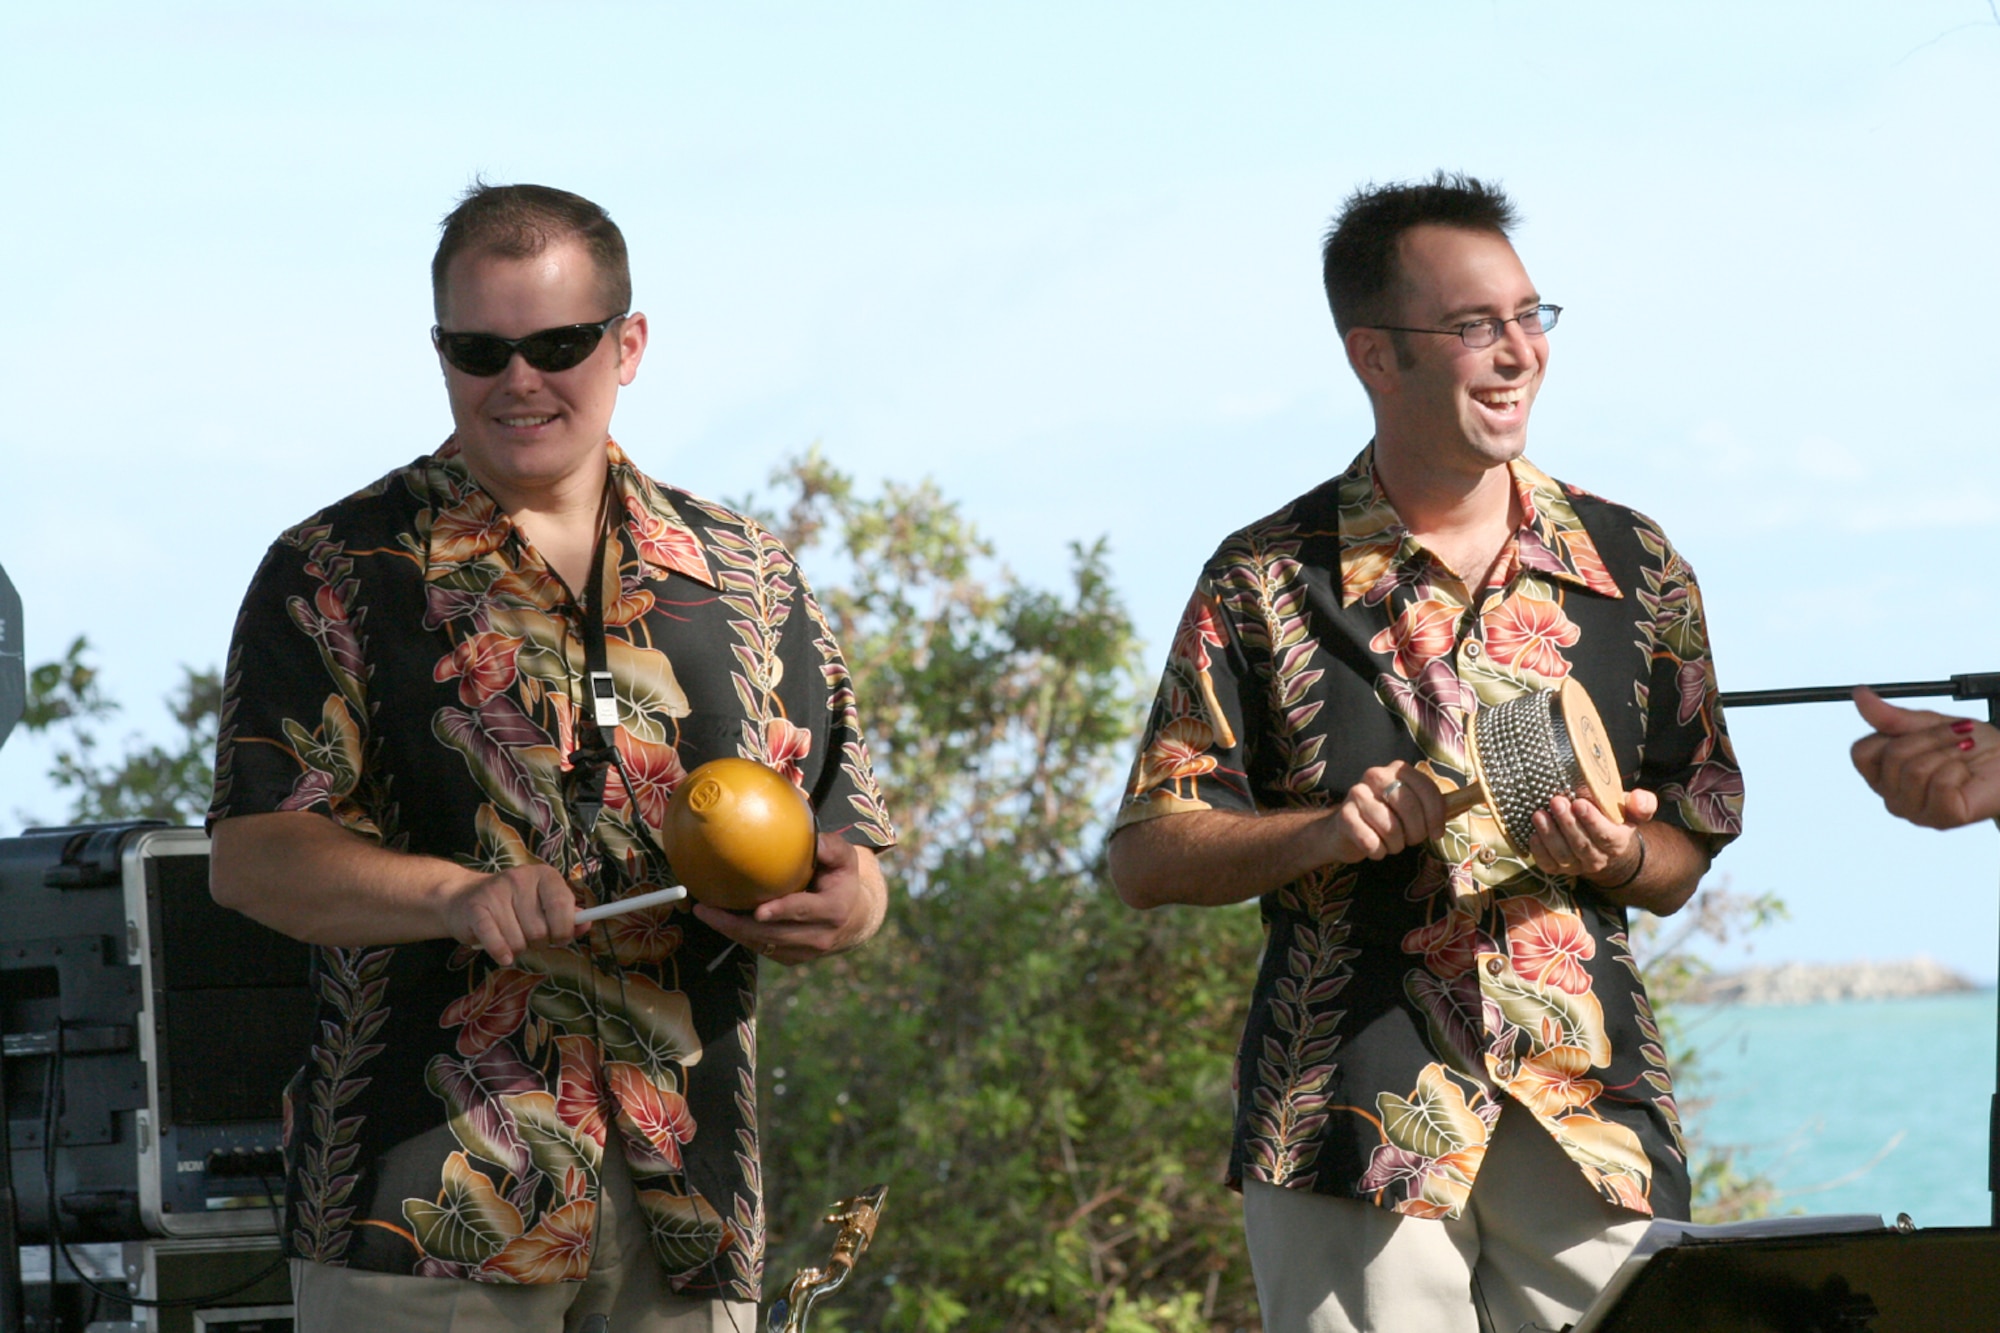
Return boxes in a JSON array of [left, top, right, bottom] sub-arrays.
[[1686, 956, 1980, 1007]]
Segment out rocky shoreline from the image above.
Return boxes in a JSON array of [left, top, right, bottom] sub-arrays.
[[1686, 956, 1982, 1007]]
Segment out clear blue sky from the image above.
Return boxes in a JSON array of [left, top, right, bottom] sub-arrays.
[[3, 2, 1997, 975]]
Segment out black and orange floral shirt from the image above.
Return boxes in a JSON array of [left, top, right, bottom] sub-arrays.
[[1116, 447, 1743, 1223], [210, 440, 893, 1301]]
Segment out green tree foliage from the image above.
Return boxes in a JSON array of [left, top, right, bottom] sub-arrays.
[[751, 452, 1266, 1331], [19, 634, 220, 824]]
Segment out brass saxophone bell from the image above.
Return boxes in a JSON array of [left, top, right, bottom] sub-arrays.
[[768, 1185, 888, 1333]]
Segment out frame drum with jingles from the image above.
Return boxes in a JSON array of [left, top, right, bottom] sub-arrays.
[[1439, 676, 1626, 857]]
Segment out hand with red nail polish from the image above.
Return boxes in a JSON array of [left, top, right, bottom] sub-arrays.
[[1851, 686, 2000, 829]]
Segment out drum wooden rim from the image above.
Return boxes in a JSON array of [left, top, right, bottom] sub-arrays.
[[1556, 676, 1625, 824]]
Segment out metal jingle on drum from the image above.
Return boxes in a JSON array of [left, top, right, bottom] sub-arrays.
[[1442, 677, 1626, 859]]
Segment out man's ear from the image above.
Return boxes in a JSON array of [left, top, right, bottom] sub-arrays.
[[615, 311, 650, 387], [1345, 326, 1399, 398]]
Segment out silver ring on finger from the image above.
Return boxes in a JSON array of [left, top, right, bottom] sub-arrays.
[[1381, 780, 1404, 798]]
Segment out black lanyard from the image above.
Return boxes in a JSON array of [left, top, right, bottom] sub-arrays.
[[566, 512, 619, 834], [558, 494, 678, 900]]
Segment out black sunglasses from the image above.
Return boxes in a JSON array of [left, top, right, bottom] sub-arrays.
[[432, 314, 626, 377]]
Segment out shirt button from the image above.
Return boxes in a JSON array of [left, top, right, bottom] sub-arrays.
[[1486, 956, 1505, 977], [1476, 846, 1498, 865], [1463, 640, 1482, 659]]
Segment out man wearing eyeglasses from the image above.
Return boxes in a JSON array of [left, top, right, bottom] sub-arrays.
[[207, 183, 894, 1333], [1109, 173, 1744, 1332]]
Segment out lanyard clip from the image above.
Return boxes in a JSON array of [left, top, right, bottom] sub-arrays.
[[565, 745, 612, 834], [589, 671, 619, 730]]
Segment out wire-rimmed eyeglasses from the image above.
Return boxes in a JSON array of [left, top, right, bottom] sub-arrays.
[[1360, 304, 1561, 348]]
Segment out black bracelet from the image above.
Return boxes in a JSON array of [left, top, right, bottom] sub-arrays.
[[1599, 828, 1647, 890]]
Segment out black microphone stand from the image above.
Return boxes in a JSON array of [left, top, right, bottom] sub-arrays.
[[1719, 670, 2000, 1227]]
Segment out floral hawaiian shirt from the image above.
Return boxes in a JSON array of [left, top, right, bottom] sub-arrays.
[[1115, 445, 1743, 1223], [209, 439, 893, 1301]]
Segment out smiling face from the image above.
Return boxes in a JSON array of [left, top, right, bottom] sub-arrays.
[[1357, 224, 1548, 479], [436, 237, 647, 511]]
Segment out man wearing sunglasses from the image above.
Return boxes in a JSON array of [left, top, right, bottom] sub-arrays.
[[1108, 173, 1744, 1332], [208, 183, 894, 1332]]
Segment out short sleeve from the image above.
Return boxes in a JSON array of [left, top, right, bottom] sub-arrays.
[[786, 580, 895, 851], [1633, 545, 1744, 854], [1113, 575, 1264, 831], [208, 528, 380, 840]]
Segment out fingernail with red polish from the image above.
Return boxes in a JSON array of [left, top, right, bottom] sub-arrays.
[[1951, 720, 1975, 734], [1961, 738, 1976, 751]]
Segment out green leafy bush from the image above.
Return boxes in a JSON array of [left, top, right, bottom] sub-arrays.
[[750, 453, 1264, 1330]]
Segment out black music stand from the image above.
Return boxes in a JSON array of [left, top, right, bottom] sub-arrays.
[[1567, 1224, 2000, 1331], [1720, 672, 2000, 1226]]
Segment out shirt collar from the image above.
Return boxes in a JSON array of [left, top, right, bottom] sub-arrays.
[[421, 437, 718, 591], [1333, 444, 1622, 607]]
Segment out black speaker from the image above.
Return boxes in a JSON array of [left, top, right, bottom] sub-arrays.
[[133, 1235, 291, 1333], [0, 823, 312, 1246], [125, 828, 311, 1238]]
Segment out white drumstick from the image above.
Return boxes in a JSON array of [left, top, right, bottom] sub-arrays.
[[575, 885, 688, 923]]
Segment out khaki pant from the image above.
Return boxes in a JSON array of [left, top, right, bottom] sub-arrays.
[[1243, 1106, 1652, 1333], [292, 1147, 758, 1333]]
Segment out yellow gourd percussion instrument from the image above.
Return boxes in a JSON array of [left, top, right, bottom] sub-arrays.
[[573, 757, 816, 924], [660, 757, 817, 911]]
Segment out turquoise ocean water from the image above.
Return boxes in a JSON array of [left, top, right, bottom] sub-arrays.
[[1680, 992, 1999, 1226]]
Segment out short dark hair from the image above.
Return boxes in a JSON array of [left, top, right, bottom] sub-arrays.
[[431, 181, 632, 321], [1320, 172, 1518, 335]]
